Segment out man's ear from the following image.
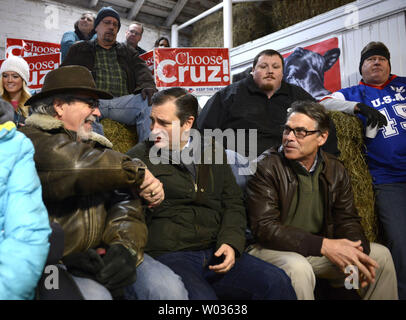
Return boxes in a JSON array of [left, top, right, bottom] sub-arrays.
[[317, 131, 329, 147], [183, 116, 195, 131], [95, 23, 102, 35], [53, 99, 65, 118]]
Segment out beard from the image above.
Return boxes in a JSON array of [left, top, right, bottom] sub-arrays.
[[102, 32, 116, 44], [77, 115, 96, 141], [259, 82, 274, 92]]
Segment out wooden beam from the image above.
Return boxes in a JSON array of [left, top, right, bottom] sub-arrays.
[[198, 0, 220, 10], [88, 0, 98, 8], [107, 0, 137, 8], [164, 0, 189, 27], [127, 0, 145, 20]]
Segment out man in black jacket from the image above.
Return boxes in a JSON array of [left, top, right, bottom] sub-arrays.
[[246, 101, 397, 300], [62, 6, 156, 142], [125, 22, 146, 55], [197, 49, 339, 159]]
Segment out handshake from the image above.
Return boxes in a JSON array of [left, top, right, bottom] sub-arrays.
[[62, 244, 137, 298]]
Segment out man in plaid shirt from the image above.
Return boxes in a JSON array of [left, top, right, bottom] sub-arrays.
[[62, 6, 156, 143]]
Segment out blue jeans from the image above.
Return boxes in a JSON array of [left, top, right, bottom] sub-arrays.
[[375, 182, 406, 299], [98, 94, 152, 143], [155, 248, 296, 300], [71, 275, 112, 300], [72, 253, 188, 300], [125, 253, 189, 300]]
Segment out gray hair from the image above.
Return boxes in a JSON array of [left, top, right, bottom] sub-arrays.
[[30, 96, 58, 116], [287, 101, 330, 133], [30, 94, 85, 117]]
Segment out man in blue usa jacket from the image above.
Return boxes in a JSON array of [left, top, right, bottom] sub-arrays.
[[320, 41, 406, 299]]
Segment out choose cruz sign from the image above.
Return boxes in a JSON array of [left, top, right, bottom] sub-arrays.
[[5, 38, 60, 58], [139, 50, 154, 75], [140, 48, 230, 95], [0, 54, 60, 90], [25, 54, 60, 90], [3, 38, 61, 91]]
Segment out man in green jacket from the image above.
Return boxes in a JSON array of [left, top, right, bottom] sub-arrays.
[[127, 87, 296, 299]]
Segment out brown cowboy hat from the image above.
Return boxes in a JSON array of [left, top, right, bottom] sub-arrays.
[[25, 65, 113, 105]]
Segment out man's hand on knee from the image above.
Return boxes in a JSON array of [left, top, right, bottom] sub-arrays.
[[321, 238, 379, 286]]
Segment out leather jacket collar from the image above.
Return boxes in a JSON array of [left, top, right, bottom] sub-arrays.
[[25, 113, 113, 148]]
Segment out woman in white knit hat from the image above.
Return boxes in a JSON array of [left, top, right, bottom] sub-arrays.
[[0, 55, 31, 127]]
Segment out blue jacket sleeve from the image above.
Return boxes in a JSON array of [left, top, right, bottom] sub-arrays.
[[60, 31, 79, 62], [0, 131, 51, 300]]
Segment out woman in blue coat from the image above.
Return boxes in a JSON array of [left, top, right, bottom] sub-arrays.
[[0, 98, 51, 299], [60, 12, 96, 61]]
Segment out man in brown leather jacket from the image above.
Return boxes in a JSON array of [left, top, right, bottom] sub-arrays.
[[246, 101, 398, 300], [20, 65, 188, 300]]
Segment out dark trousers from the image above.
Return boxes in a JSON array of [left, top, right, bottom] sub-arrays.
[[156, 248, 297, 300], [375, 182, 406, 299]]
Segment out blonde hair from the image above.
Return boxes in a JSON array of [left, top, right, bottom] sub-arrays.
[[0, 77, 31, 118]]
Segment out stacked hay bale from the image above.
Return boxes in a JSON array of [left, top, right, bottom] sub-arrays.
[[191, 0, 353, 48], [328, 111, 378, 242], [101, 119, 138, 154], [191, 2, 274, 48]]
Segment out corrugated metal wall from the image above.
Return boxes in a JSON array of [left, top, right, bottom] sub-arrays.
[[341, 11, 406, 87]]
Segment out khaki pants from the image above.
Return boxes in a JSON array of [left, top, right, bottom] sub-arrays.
[[248, 242, 398, 300]]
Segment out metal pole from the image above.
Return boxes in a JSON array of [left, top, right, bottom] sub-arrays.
[[177, 3, 224, 30], [171, 24, 179, 48], [223, 0, 233, 48]]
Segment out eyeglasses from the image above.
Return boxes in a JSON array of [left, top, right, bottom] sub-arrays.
[[128, 30, 142, 36], [68, 96, 99, 110], [101, 19, 119, 28], [282, 125, 320, 139]]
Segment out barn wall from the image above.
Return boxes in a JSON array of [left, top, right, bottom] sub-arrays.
[[0, 0, 173, 59], [229, 0, 406, 88]]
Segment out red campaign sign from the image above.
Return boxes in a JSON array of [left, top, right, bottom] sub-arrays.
[[139, 50, 154, 75], [5, 38, 60, 59], [154, 48, 230, 89], [283, 37, 341, 99], [0, 53, 60, 90]]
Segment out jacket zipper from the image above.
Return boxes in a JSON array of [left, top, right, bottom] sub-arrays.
[[192, 166, 198, 192], [87, 198, 97, 250]]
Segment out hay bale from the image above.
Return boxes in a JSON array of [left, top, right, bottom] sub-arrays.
[[191, 0, 353, 48], [329, 111, 378, 242], [101, 118, 138, 154]]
